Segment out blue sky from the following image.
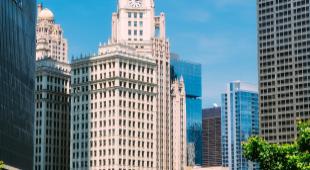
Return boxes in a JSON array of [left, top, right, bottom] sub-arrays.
[[40, 0, 258, 108]]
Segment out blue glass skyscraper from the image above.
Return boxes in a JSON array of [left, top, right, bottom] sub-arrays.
[[221, 81, 259, 170], [171, 54, 202, 165]]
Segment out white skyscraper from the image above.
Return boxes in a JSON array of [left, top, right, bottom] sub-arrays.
[[171, 78, 187, 170], [70, 0, 186, 169], [36, 3, 68, 62], [112, 1, 174, 169], [34, 4, 71, 170], [71, 44, 157, 169]]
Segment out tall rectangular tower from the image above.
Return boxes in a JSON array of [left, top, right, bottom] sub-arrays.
[[221, 82, 259, 170], [171, 78, 187, 170], [202, 107, 221, 167], [70, 1, 179, 169], [258, 0, 310, 143], [34, 59, 71, 170], [34, 4, 71, 170], [112, 1, 172, 169], [70, 44, 157, 169], [0, 0, 36, 169]]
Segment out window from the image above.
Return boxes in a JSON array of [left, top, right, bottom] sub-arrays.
[[140, 30, 143, 36], [128, 12, 132, 18], [139, 21, 143, 27], [139, 13, 143, 18], [128, 30, 132, 36], [128, 21, 131, 26], [134, 12, 137, 18], [134, 21, 137, 27]]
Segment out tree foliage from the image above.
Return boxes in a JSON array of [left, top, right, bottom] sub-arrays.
[[242, 122, 310, 170], [0, 160, 4, 170]]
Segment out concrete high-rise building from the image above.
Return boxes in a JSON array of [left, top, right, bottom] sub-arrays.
[[0, 0, 36, 169], [36, 4, 68, 62], [258, 0, 310, 143], [202, 107, 221, 167], [171, 54, 202, 166], [171, 78, 187, 170], [34, 59, 71, 170], [111, 2, 172, 168], [221, 81, 259, 170], [71, 44, 157, 169], [185, 167, 228, 170], [34, 4, 71, 170], [70, 0, 184, 169]]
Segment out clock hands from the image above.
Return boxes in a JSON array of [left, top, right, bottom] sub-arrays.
[[129, 0, 142, 8]]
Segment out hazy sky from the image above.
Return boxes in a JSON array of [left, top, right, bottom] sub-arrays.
[[40, 0, 258, 108]]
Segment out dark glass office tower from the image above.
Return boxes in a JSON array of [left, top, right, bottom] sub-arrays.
[[0, 0, 36, 169], [171, 54, 202, 165]]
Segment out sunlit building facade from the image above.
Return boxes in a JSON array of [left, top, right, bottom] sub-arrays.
[[258, 0, 310, 144], [171, 78, 187, 170], [34, 4, 71, 170], [71, 44, 157, 169], [113, 0, 173, 169], [36, 3, 68, 62], [110, 1, 173, 168], [70, 0, 186, 169], [34, 58, 71, 170], [221, 81, 259, 170]]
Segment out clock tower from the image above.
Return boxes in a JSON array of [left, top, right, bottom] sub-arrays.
[[107, 1, 179, 170], [111, 0, 166, 55], [117, 0, 154, 11], [70, 1, 187, 170]]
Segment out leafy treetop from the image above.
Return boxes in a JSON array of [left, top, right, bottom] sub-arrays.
[[242, 121, 310, 170]]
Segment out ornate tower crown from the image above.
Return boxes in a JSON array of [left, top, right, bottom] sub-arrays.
[[117, 0, 154, 9], [109, 0, 166, 55]]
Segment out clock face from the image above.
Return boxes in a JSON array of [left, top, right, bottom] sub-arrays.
[[129, 0, 142, 8]]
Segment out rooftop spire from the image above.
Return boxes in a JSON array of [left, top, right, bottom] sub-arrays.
[[37, 3, 43, 14]]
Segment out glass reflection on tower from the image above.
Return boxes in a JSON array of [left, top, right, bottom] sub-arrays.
[[170, 53, 202, 165], [221, 81, 259, 170]]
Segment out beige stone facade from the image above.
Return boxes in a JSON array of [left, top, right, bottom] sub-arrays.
[[111, 0, 173, 169], [36, 4, 68, 62], [34, 58, 71, 170], [69, 0, 185, 169], [185, 166, 228, 170], [34, 4, 71, 170], [70, 44, 157, 169], [171, 78, 187, 170]]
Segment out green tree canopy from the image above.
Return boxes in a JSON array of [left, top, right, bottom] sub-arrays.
[[242, 122, 310, 170], [0, 160, 4, 170]]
